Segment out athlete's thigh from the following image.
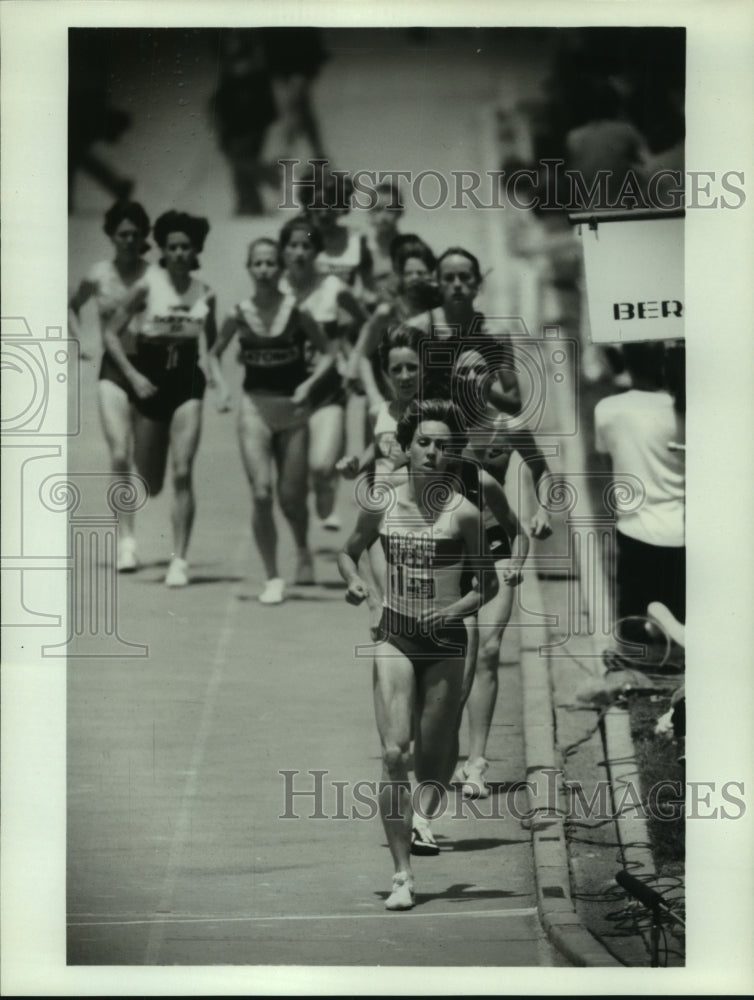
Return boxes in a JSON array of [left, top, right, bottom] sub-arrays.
[[237, 393, 275, 492], [372, 644, 416, 750], [308, 403, 345, 468], [416, 656, 465, 749], [97, 379, 133, 457], [132, 411, 170, 493], [169, 398, 203, 473], [273, 419, 309, 498]]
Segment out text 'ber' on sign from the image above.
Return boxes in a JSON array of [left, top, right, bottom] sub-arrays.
[[572, 210, 684, 344]]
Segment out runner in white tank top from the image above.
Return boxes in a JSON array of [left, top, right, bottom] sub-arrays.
[[102, 210, 217, 588], [338, 398, 498, 911], [279, 215, 367, 532], [68, 200, 152, 571]]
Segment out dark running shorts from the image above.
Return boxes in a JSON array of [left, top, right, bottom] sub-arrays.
[[98, 351, 136, 397], [485, 523, 512, 559], [375, 607, 468, 671], [130, 340, 206, 422], [308, 365, 346, 410], [459, 524, 513, 594]]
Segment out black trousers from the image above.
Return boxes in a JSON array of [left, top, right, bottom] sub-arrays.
[[615, 530, 686, 625]]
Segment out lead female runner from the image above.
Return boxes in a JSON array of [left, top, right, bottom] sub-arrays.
[[338, 398, 498, 910]]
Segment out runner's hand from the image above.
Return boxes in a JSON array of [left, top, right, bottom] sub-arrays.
[[130, 372, 158, 400], [345, 578, 369, 606], [336, 455, 360, 479], [291, 383, 310, 407], [529, 508, 552, 539], [500, 565, 524, 587], [215, 388, 232, 413], [416, 610, 447, 631]]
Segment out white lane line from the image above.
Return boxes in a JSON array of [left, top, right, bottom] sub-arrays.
[[72, 906, 538, 928], [144, 586, 240, 963]]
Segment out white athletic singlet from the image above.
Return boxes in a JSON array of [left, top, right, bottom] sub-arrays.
[[136, 267, 212, 344], [378, 505, 466, 620], [315, 230, 364, 284], [283, 272, 343, 328], [85, 258, 151, 352]]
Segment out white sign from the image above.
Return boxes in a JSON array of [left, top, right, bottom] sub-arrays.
[[579, 215, 684, 343]]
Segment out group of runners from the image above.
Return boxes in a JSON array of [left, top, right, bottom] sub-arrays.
[[69, 182, 556, 910]]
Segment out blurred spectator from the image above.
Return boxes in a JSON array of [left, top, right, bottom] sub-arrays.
[[210, 28, 328, 215], [594, 342, 686, 639], [68, 30, 134, 212], [564, 78, 650, 210]]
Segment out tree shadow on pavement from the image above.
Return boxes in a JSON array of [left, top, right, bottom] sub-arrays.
[[444, 836, 529, 852]]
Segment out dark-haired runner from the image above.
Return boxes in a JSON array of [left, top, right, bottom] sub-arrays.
[[338, 398, 498, 909]]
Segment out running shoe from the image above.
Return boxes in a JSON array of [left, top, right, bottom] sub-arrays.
[[259, 577, 285, 605], [321, 513, 342, 532], [117, 537, 138, 573], [410, 815, 439, 856], [165, 557, 189, 588], [457, 756, 490, 799], [294, 553, 316, 585], [385, 870, 415, 911]]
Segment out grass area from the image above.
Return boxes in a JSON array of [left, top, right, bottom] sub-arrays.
[[626, 692, 685, 875]]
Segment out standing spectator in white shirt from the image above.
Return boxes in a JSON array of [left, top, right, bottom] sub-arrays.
[[594, 342, 685, 637]]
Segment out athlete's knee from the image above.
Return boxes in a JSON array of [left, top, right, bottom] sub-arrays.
[[172, 469, 194, 495], [250, 485, 274, 506], [278, 486, 306, 519], [478, 635, 503, 671], [382, 742, 410, 778], [310, 463, 336, 485], [110, 452, 131, 475]]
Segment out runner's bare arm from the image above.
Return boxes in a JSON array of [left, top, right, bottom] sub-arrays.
[[337, 508, 383, 605], [294, 309, 336, 405], [514, 427, 554, 538], [204, 294, 218, 351], [345, 304, 390, 383], [205, 308, 235, 411], [101, 284, 153, 396], [207, 314, 239, 360], [480, 470, 528, 585], [68, 278, 96, 337], [68, 277, 98, 358]]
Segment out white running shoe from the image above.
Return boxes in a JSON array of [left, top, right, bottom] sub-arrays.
[[165, 557, 189, 588], [117, 537, 138, 573], [411, 815, 439, 856], [385, 870, 415, 911], [321, 513, 342, 532], [259, 577, 285, 605], [458, 756, 490, 799]]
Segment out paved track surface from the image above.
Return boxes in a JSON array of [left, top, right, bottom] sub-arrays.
[[67, 28, 569, 967]]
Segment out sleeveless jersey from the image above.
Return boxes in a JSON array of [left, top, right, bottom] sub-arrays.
[[284, 272, 342, 336], [234, 293, 309, 396], [85, 258, 150, 353], [136, 267, 211, 344], [409, 307, 515, 399], [379, 504, 466, 620], [315, 230, 364, 285]]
